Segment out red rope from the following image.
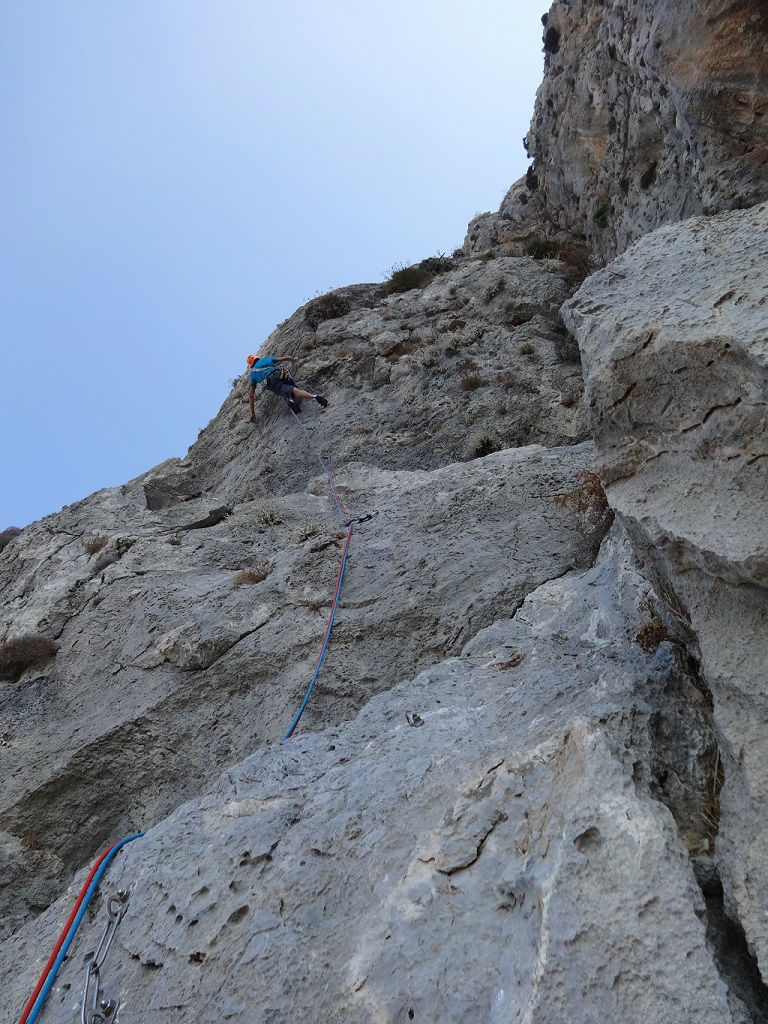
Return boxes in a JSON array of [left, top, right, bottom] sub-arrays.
[[18, 841, 119, 1024]]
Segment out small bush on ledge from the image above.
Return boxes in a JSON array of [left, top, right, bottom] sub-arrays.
[[526, 239, 591, 277], [592, 201, 610, 229], [0, 527, 23, 552], [0, 634, 59, 682], [555, 471, 614, 561], [635, 611, 678, 655], [465, 429, 501, 460], [382, 256, 454, 295], [305, 290, 352, 330]]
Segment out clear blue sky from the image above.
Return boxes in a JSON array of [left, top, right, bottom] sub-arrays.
[[0, 2, 544, 527]]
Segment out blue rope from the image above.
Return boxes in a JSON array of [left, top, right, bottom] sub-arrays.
[[281, 404, 376, 739], [281, 525, 353, 741], [26, 832, 145, 1024]]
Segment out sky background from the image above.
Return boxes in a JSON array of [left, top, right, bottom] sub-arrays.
[[1, 1, 545, 527]]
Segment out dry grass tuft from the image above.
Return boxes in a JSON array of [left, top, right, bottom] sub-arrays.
[[233, 563, 274, 587], [295, 521, 321, 543], [483, 278, 506, 303], [84, 535, 109, 556], [249, 499, 283, 526], [635, 611, 678, 655], [460, 374, 486, 392], [0, 634, 59, 681]]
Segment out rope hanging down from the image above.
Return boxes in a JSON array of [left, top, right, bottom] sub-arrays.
[[282, 408, 376, 740], [282, 519, 353, 741], [18, 832, 144, 1024], [288, 406, 350, 524]]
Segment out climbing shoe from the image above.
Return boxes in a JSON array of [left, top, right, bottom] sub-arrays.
[[315, 394, 328, 408], [286, 397, 301, 414]]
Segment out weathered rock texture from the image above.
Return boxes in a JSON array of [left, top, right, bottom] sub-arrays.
[[563, 199, 768, 981], [0, 443, 595, 942], [3, 527, 752, 1024], [470, 0, 768, 262], [3, 1, 768, 1021], [0, 251, 589, 947]]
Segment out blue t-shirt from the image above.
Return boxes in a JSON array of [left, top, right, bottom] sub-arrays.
[[249, 356, 278, 386]]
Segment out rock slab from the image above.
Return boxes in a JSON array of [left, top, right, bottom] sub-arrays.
[[564, 200, 768, 977]]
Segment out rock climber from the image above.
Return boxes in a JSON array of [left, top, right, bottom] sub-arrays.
[[247, 354, 328, 421]]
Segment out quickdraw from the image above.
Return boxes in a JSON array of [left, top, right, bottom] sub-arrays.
[[18, 833, 144, 1024], [81, 890, 130, 1024], [349, 511, 378, 525]]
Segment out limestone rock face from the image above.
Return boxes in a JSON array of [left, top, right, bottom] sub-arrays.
[[533, 0, 768, 260], [188, 253, 586, 506], [5, 1, 768, 1020], [472, 0, 768, 263], [2, 528, 743, 1024], [464, 175, 552, 256], [563, 201, 768, 977], [0, 249, 592, 944], [0, 441, 595, 944]]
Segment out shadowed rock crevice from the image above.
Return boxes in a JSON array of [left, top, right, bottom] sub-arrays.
[[644, 653, 722, 858], [701, 873, 768, 1024], [644, 658, 768, 1022]]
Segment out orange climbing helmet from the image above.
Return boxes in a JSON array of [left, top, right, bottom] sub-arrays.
[[246, 354, 257, 367]]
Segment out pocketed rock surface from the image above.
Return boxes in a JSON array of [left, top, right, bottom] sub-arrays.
[[469, 0, 768, 263], [0, 442, 594, 943], [1, 527, 746, 1024], [0, 253, 590, 945], [4, 0, 768, 1020]]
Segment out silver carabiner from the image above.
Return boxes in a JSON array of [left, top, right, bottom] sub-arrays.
[[81, 890, 131, 1024]]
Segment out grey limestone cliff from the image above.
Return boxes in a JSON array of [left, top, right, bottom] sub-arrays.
[[469, 0, 768, 263], [2, 2, 768, 1022]]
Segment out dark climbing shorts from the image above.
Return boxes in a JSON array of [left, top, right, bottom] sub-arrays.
[[265, 369, 295, 399]]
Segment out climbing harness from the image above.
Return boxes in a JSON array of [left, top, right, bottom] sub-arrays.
[[81, 890, 130, 1024], [18, 833, 144, 1024], [281, 407, 377, 740]]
